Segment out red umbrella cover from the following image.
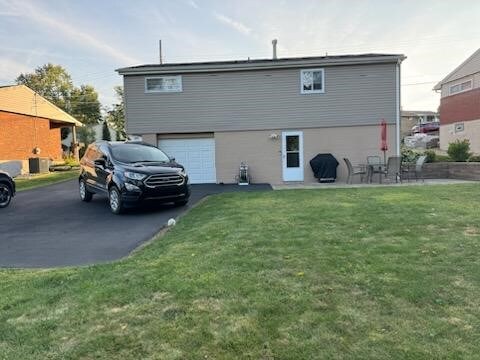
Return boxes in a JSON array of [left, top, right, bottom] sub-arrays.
[[380, 119, 388, 151]]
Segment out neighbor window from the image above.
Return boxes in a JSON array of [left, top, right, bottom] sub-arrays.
[[145, 76, 182, 93], [300, 69, 325, 94], [449, 80, 472, 95]]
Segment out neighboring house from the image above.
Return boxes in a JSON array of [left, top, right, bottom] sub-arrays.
[[400, 110, 439, 138], [434, 48, 480, 154], [0, 85, 82, 173], [62, 123, 118, 148], [117, 53, 405, 184]]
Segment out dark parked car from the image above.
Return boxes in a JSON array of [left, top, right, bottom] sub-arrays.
[[0, 170, 15, 208], [79, 141, 190, 214], [412, 122, 440, 134]]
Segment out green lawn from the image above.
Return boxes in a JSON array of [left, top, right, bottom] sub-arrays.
[[15, 170, 79, 191], [1, 184, 479, 359]]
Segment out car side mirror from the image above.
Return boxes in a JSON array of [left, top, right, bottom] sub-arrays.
[[169, 156, 176, 162], [94, 158, 106, 168]]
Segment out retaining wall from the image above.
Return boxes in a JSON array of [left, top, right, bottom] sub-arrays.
[[423, 162, 480, 180]]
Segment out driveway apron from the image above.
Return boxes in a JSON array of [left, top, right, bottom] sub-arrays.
[[0, 180, 270, 268]]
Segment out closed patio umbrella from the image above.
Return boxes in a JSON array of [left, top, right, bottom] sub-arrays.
[[380, 119, 388, 165]]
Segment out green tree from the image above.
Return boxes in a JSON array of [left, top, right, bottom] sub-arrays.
[[16, 63, 103, 145], [71, 85, 102, 126], [102, 121, 111, 141], [106, 86, 126, 140], [16, 64, 75, 140], [77, 125, 96, 158], [16, 63, 73, 111]]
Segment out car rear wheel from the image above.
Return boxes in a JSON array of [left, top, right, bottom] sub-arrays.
[[79, 180, 93, 202], [0, 183, 12, 208], [109, 186, 124, 214]]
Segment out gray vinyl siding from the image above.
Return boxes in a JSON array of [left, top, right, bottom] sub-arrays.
[[440, 72, 480, 98], [123, 63, 397, 134], [441, 49, 480, 85]]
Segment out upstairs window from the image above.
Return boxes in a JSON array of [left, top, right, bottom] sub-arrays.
[[449, 80, 472, 95], [300, 69, 325, 94], [145, 76, 182, 93]]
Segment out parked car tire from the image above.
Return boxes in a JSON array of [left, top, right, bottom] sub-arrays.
[[0, 182, 12, 208], [79, 180, 93, 202], [108, 186, 124, 214]]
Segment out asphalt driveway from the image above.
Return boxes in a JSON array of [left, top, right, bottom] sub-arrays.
[[0, 179, 271, 268]]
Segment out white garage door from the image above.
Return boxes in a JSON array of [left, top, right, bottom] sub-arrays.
[[158, 138, 216, 184]]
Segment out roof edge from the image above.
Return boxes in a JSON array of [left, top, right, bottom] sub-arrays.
[[116, 54, 406, 75], [433, 48, 480, 90], [0, 84, 83, 126]]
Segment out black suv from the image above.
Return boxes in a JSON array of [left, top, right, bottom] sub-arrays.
[[0, 170, 15, 208], [79, 141, 190, 214]]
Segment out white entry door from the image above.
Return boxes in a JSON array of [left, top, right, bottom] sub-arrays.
[[282, 131, 304, 181], [158, 138, 216, 184]]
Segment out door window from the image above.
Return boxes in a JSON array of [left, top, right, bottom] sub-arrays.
[[286, 135, 300, 168]]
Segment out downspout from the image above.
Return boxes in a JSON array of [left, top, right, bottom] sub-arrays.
[[395, 59, 401, 156]]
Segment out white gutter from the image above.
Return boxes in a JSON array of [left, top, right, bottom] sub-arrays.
[[395, 60, 401, 156]]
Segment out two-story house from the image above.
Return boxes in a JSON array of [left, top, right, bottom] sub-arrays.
[[434, 48, 480, 154], [117, 53, 404, 184]]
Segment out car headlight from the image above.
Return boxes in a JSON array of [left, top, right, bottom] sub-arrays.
[[124, 171, 147, 180]]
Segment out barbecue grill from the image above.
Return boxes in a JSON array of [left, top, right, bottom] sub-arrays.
[[309, 153, 339, 183]]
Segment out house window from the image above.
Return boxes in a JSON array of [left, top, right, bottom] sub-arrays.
[[145, 76, 182, 93], [454, 123, 465, 133], [449, 80, 472, 95], [300, 69, 325, 94]]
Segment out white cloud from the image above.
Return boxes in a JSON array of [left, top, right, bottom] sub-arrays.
[[213, 12, 251, 36], [0, 59, 31, 83], [2, 0, 140, 65]]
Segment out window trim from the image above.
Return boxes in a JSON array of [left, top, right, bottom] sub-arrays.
[[449, 79, 472, 95], [300, 68, 325, 94], [144, 75, 183, 93]]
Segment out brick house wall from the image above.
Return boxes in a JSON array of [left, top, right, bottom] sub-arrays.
[[438, 87, 480, 153], [439, 87, 480, 125], [0, 110, 62, 161]]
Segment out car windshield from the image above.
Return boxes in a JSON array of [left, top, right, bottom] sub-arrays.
[[110, 144, 170, 163]]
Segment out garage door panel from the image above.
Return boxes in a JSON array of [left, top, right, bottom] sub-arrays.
[[158, 138, 216, 184]]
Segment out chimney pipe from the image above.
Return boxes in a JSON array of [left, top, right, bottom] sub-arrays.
[[272, 39, 278, 60], [159, 40, 163, 64]]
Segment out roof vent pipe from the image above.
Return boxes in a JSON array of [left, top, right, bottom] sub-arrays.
[[272, 39, 278, 60]]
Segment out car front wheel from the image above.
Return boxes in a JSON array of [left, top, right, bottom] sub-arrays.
[[109, 186, 124, 214], [0, 183, 12, 208], [79, 180, 93, 202]]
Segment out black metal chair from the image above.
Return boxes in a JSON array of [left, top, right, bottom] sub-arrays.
[[402, 155, 427, 182], [367, 156, 383, 183], [381, 156, 402, 183], [343, 158, 366, 184]]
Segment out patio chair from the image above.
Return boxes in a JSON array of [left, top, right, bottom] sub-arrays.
[[367, 156, 383, 183], [343, 158, 366, 184], [402, 155, 427, 182], [381, 156, 402, 183]]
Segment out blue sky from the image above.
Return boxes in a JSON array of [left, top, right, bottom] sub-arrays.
[[1, 0, 479, 111]]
